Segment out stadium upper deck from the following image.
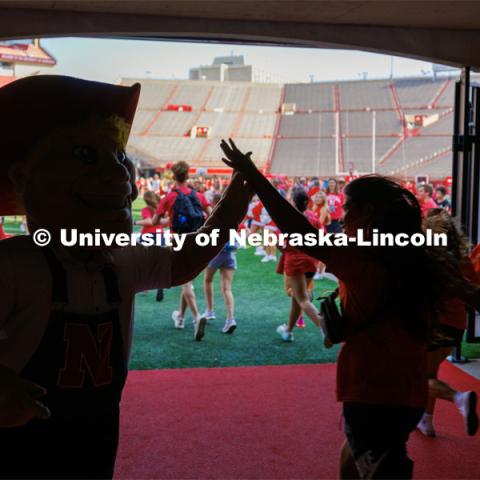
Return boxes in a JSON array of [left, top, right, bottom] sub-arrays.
[[121, 76, 458, 179]]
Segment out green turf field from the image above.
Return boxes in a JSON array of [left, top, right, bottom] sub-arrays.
[[3, 202, 480, 369], [130, 247, 340, 370]]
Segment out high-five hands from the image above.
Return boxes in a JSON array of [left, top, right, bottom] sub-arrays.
[[0, 364, 50, 427], [220, 139, 257, 176]]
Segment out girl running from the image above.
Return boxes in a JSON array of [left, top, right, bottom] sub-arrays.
[[203, 196, 239, 334], [417, 208, 479, 437], [220, 138, 480, 479], [276, 188, 324, 341]]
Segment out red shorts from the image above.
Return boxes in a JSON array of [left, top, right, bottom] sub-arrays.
[[276, 250, 318, 277]]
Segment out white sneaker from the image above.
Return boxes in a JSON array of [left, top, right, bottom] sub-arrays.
[[194, 316, 207, 341], [203, 310, 216, 321], [276, 324, 293, 342], [261, 255, 271, 263], [456, 391, 478, 436], [268, 255, 277, 262], [313, 272, 323, 281], [172, 310, 184, 329], [417, 417, 436, 437], [254, 247, 266, 256], [222, 319, 237, 334]]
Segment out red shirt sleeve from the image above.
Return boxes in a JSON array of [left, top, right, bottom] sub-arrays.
[[156, 194, 172, 217]]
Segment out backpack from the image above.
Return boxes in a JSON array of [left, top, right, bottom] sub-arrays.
[[171, 188, 205, 234]]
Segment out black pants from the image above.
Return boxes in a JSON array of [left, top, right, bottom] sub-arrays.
[[343, 402, 423, 479]]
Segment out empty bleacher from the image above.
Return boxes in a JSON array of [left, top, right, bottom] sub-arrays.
[[394, 78, 446, 108], [283, 83, 333, 111], [123, 75, 456, 179], [236, 113, 277, 138], [340, 110, 401, 136], [148, 111, 196, 136], [245, 85, 282, 112], [121, 79, 176, 109], [278, 113, 335, 137], [205, 84, 249, 112], [379, 136, 452, 175], [271, 138, 336, 176], [339, 80, 393, 110], [195, 111, 238, 138], [343, 137, 401, 173]]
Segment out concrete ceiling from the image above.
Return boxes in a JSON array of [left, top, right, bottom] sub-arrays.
[[0, 1, 479, 67]]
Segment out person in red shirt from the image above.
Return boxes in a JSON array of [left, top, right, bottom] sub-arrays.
[[221, 138, 480, 479], [417, 183, 437, 217], [326, 178, 345, 233], [153, 161, 212, 340], [134, 191, 169, 302], [275, 188, 325, 342], [417, 209, 478, 437]]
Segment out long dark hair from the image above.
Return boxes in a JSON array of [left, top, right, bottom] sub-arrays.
[[345, 175, 479, 341]]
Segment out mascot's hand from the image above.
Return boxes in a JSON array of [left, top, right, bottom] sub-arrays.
[[0, 364, 50, 427]]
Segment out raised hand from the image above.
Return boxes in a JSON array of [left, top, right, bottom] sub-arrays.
[[220, 139, 257, 176], [0, 364, 50, 427]]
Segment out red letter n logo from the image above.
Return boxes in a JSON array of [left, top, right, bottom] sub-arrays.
[[57, 322, 113, 388]]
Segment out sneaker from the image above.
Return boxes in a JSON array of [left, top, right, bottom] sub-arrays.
[[458, 391, 478, 436], [194, 316, 207, 341], [254, 247, 266, 256], [222, 319, 237, 334], [313, 272, 323, 281], [296, 316, 306, 328], [261, 255, 271, 263], [276, 324, 294, 342], [172, 310, 184, 329], [417, 417, 436, 437], [203, 310, 216, 321]]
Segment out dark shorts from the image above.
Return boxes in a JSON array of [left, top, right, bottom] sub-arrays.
[[343, 402, 423, 479], [208, 250, 237, 270], [427, 324, 464, 351]]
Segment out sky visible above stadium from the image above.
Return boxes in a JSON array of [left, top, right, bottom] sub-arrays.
[[11, 37, 449, 84]]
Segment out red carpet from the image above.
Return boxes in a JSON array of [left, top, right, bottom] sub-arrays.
[[115, 362, 480, 479]]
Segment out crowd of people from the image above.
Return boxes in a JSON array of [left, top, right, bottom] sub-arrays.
[[0, 73, 476, 480], [128, 152, 476, 479]]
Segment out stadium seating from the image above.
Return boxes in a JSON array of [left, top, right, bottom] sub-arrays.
[[123, 75, 458, 179], [339, 80, 393, 110], [283, 83, 334, 111]]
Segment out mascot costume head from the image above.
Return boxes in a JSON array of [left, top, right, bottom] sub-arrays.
[[0, 75, 140, 241]]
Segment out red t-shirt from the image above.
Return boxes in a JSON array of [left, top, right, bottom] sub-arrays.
[[327, 193, 344, 220], [156, 185, 210, 231], [420, 197, 437, 217], [319, 247, 428, 408], [140, 207, 164, 235]]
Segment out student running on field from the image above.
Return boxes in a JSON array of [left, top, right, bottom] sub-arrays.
[[275, 188, 326, 342], [417, 208, 479, 437], [203, 192, 239, 334], [153, 161, 212, 340]]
